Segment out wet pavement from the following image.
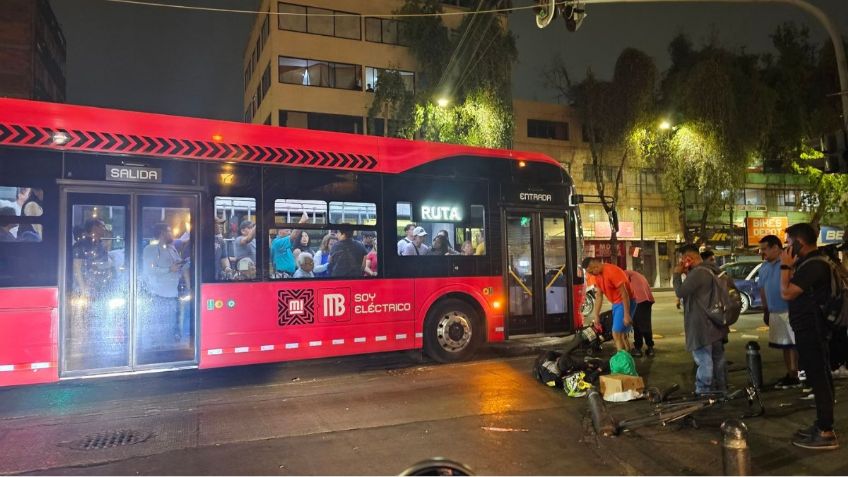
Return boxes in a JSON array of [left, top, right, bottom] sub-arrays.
[[0, 291, 847, 475]]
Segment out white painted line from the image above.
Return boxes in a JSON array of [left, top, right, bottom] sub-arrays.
[[395, 333, 408, 340], [415, 332, 423, 339], [309, 341, 323, 347], [375, 336, 387, 342], [285, 343, 299, 349], [208, 349, 223, 355], [332, 339, 345, 345], [495, 327, 504, 332], [31, 362, 50, 370], [0, 365, 14, 372], [354, 337, 366, 343], [260, 345, 275, 351], [235, 347, 249, 353]]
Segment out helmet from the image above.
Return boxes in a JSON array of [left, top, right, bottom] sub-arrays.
[[563, 371, 592, 398]]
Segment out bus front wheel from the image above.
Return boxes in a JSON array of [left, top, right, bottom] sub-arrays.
[[424, 298, 482, 363]]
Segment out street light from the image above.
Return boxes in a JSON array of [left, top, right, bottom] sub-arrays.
[[659, 120, 672, 131], [436, 97, 450, 108]]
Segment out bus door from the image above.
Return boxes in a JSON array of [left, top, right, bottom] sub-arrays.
[[504, 210, 570, 336], [61, 190, 198, 376]]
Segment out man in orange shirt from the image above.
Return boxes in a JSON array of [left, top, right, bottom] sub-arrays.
[[582, 257, 635, 352]]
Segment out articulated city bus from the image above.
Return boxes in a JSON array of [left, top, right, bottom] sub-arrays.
[[0, 98, 584, 387]]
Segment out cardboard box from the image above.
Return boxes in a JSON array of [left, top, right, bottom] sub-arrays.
[[599, 374, 645, 396]]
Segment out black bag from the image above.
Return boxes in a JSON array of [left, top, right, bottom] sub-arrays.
[[532, 351, 564, 388], [795, 256, 848, 328]]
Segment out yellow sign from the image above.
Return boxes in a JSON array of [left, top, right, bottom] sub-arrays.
[[746, 217, 788, 245]]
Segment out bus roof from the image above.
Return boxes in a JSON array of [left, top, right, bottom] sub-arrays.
[[0, 98, 562, 175]]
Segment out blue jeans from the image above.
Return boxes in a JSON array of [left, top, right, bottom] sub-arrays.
[[692, 340, 727, 394]]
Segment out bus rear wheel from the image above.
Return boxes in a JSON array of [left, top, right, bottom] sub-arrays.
[[424, 299, 482, 363]]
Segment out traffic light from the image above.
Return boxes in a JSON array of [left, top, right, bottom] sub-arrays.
[[819, 130, 848, 173]]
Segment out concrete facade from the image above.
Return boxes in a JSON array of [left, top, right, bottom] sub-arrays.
[[0, 0, 66, 102]]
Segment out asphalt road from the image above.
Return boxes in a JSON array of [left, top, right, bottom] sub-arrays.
[[0, 291, 846, 475]]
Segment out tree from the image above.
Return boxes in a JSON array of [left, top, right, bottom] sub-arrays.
[[555, 48, 657, 262], [366, 69, 414, 137], [367, 0, 518, 147], [759, 23, 848, 227], [655, 36, 774, 245]]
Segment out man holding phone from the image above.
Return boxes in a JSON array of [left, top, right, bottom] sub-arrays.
[[142, 223, 190, 346], [581, 257, 634, 353], [780, 223, 838, 450], [673, 244, 728, 396]]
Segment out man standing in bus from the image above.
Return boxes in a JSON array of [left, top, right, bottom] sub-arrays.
[[329, 227, 367, 278], [582, 257, 634, 352], [271, 212, 309, 278], [142, 223, 188, 344], [397, 223, 416, 255]]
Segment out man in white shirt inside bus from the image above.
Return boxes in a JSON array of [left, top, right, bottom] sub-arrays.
[[142, 223, 189, 344]]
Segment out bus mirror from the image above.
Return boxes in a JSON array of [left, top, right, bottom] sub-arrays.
[[569, 194, 584, 206]]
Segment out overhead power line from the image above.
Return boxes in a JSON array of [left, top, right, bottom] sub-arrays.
[[102, 0, 563, 18]]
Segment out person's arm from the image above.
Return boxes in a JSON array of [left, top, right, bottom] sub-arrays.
[[593, 293, 604, 324], [760, 288, 769, 325], [619, 285, 632, 326], [239, 225, 256, 245], [779, 248, 803, 301], [674, 267, 705, 299]]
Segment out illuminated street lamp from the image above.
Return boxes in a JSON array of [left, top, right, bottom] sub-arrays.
[[659, 120, 672, 131], [436, 97, 450, 108]]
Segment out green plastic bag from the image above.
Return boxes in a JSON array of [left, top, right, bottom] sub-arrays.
[[609, 350, 638, 376]]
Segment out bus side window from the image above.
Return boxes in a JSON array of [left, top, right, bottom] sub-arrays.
[[214, 196, 256, 281], [0, 186, 45, 243], [396, 202, 485, 258]]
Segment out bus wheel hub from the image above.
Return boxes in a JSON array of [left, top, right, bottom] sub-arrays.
[[437, 312, 471, 352]]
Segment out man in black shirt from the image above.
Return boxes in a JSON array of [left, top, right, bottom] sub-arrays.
[[329, 228, 367, 278], [780, 222, 838, 450]]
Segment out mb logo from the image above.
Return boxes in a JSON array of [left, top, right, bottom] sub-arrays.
[[324, 294, 346, 317], [318, 288, 350, 322], [278, 289, 315, 326]]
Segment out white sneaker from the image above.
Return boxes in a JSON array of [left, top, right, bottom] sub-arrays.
[[832, 365, 848, 379]]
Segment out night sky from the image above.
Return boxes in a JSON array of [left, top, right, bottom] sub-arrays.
[[49, 0, 848, 121]]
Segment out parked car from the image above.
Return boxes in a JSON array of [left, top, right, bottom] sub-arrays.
[[720, 261, 763, 313]]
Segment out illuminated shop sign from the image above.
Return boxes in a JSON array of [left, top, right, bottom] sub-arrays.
[[421, 205, 462, 221]]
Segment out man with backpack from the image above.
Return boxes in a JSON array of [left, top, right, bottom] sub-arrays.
[[780, 223, 841, 450], [673, 244, 730, 396]]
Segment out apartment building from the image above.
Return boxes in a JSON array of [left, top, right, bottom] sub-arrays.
[[242, 0, 471, 133], [0, 0, 66, 102]]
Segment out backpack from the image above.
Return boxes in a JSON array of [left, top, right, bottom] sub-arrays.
[[703, 268, 743, 328], [532, 351, 564, 388], [795, 256, 848, 328]]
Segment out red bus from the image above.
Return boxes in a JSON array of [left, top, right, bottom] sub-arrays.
[[0, 98, 585, 387]]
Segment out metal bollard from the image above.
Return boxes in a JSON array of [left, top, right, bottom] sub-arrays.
[[745, 341, 763, 390], [587, 389, 617, 437], [721, 419, 751, 475]]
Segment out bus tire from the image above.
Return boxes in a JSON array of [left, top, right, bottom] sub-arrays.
[[423, 298, 482, 363]]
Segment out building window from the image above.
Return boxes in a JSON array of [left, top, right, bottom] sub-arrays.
[[744, 189, 766, 205], [527, 119, 569, 141], [261, 64, 271, 100], [280, 110, 363, 134], [365, 17, 409, 46], [364, 67, 415, 93], [278, 3, 306, 31], [278, 3, 361, 40], [582, 164, 616, 183], [783, 190, 797, 207], [278, 56, 362, 91]]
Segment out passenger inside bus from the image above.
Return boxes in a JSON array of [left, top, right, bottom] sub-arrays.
[[293, 252, 314, 278], [396, 223, 415, 255], [364, 240, 378, 277], [461, 240, 474, 255], [235, 220, 256, 264], [141, 223, 189, 345], [400, 227, 429, 256], [329, 227, 368, 277], [313, 233, 336, 277]]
